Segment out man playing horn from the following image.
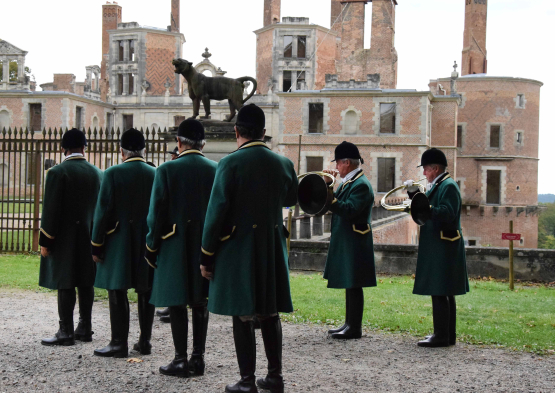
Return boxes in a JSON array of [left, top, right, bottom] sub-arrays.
[[322, 141, 377, 339], [412, 148, 469, 347]]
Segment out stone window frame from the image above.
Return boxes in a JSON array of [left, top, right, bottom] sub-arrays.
[[106, 112, 114, 133], [300, 150, 331, 174], [458, 92, 467, 109], [514, 93, 527, 109], [457, 122, 467, 150], [301, 97, 330, 135], [372, 98, 403, 137], [22, 98, 47, 132], [277, 30, 313, 60], [340, 106, 362, 136], [72, 102, 86, 130], [481, 165, 506, 205], [485, 122, 504, 151], [514, 129, 524, 148], [370, 152, 404, 195], [0, 105, 13, 131]]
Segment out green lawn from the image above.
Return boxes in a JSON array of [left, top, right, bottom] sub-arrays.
[[1, 231, 34, 252], [0, 201, 42, 214], [0, 254, 553, 353]]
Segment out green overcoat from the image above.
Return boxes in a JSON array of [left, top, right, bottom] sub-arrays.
[[324, 170, 377, 289], [146, 150, 217, 307], [39, 156, 103, 290], [201, 141, 298, 316], [413, 173, 469, 296], [91, 157, 156, 292]]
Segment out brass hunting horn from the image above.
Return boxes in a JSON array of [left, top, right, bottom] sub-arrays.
[[380, 179, 431, 225], [297, 172, 337, 215]]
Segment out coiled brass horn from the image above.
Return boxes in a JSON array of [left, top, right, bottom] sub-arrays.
[[297, 172, 337, 215], [380, 179, 431, 226]]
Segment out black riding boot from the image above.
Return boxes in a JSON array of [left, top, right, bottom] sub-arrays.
[[331, 288, 363, 339], [189, 305, 209, 376], [328, 289, 350, 334], [449, 296, 456, 345], [225, 317, 257, 393], [418, 296, 450, 348], [75, 286, 94, 342], [156, 308, 170, 317], [41, 288, 76, 346], [133, 291, 155, 355], [94, 290, 129, 357], [160, 305, 189, 377], [257, 315, 284, 393]]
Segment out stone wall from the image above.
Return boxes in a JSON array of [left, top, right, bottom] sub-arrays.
[[289, 241, 555, 283]]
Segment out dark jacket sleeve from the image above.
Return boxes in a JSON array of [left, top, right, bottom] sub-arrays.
[[284, 161, 299, 208]]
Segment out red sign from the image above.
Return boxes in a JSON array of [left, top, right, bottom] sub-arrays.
[[502, 233, 521, 241]]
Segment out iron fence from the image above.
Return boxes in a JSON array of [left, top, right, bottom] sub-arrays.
[[0, 127, 171, 252]]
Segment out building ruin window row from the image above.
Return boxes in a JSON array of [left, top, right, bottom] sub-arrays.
[[283, 35, 306, 59], [118, 39, 137, 62]]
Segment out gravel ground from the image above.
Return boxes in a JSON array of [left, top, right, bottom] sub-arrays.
[[0, 289, 554, 393]]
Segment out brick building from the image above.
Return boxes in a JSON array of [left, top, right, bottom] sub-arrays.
[[0, 0, 543, 247]]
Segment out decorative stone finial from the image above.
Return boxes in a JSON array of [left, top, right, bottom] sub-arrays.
[[453, 61, 458, 73], [202, 48, 212, 60]]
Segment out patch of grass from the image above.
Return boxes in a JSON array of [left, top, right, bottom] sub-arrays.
[[1, 231, 34, 252], [0, 201, 42, 214], [285, 273, 555, 354], [0, 254, 137, 302]]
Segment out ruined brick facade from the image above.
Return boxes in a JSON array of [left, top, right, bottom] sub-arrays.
[[264, 0, 281, 27], [367, 0, 398, 89], [170, 0, 180, 32]]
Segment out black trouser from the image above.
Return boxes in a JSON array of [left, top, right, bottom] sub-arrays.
[[108, 289, 130, 343], [58, 286, 94, 327], [431, 295, 456, 342], [136, 289, 155, 344]]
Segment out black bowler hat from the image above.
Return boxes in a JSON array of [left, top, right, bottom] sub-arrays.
[[236, 104, 265, 131], [178, 119, 205, 140], [418, 148, 448, 167], [61, 128, 87, 149], [121, 128, 145, 151], [332, 141, 364, 164]]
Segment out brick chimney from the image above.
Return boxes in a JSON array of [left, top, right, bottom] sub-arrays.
[[170, 0, 180, 32], [264, 0, 281, 27], [101, 2, 122, 81], [462, 0, 487, 75], [334, 0, 368, 81], [367, 0, 398, 89]]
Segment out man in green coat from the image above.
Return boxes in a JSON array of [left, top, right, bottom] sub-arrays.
[[200, 104, 298, 393], [146, 119, 217, 378], [39, 129, 103, 346], [413, 148, 469, 347], [322, 141, 376, 340], [91, 129, 156, 358]]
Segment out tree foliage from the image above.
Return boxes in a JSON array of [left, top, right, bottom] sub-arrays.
[[0, 62, 31, 82], [538, 203, 555, 249]]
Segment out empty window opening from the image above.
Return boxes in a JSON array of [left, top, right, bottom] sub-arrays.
[[517, 94, 525, 108], [284, 36, 293, 58], [377, 158, 395, 193], [9, 60, 18, 82], [306, 157, 324, 173], [297, 36, 307, 58], [128, 73, 134, 95], [516, 185, 521, 191], [75, 106, 83, 129], [344, 110, 358, 135], [490, 125, 501, 148], [380, 103, 396, 134], [519, 238, 524, 246], [308, 103, 324, 134], [92, 116, 99, 130], [486, 170, 501, 205], [468, 240, 476, 246], [119, 41, 124, 61], [123, 114, 133, 131], [174, 116, 186, 126], [29, 104, 42, 132], [457, 125, 463, 148], [130, 40, 135, 62], [0, 61, 3, 82], [283, 71, 292, 92], [516, 131, 523, 144], [296, 71, 305, 90], [118, 74, 124, 95]]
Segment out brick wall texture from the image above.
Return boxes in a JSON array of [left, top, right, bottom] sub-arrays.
[[256, 29, 274, 95], [146, 33, 178, 96], [53, 74, 75, 94], [367, 0, 397, 89], [462, 0, 487, 75], [102, 5, 122, 80], [171, 0, 180, 32], [315, 30, 337, 90], [264, 0, 281, 27], [373, 214, 419, 245]]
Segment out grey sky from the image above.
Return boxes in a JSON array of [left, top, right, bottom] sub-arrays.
[[3, 0, 553, 192]]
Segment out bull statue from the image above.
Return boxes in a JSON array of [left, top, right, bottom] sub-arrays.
[[173, 58, 257, 122]]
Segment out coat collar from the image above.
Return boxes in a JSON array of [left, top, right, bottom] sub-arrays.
[[426, 172, 451, 198], [63, 156, 86, 162], [177, 149, 204, 158], [339, 169, 364, 193], [236, 140, 269, 152], [123, 157, 146, 163]]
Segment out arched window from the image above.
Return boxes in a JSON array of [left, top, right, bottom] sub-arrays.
[[92, 116, 99, 130], [344, 110, 358, 135], [0, 110, 10, 131]]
